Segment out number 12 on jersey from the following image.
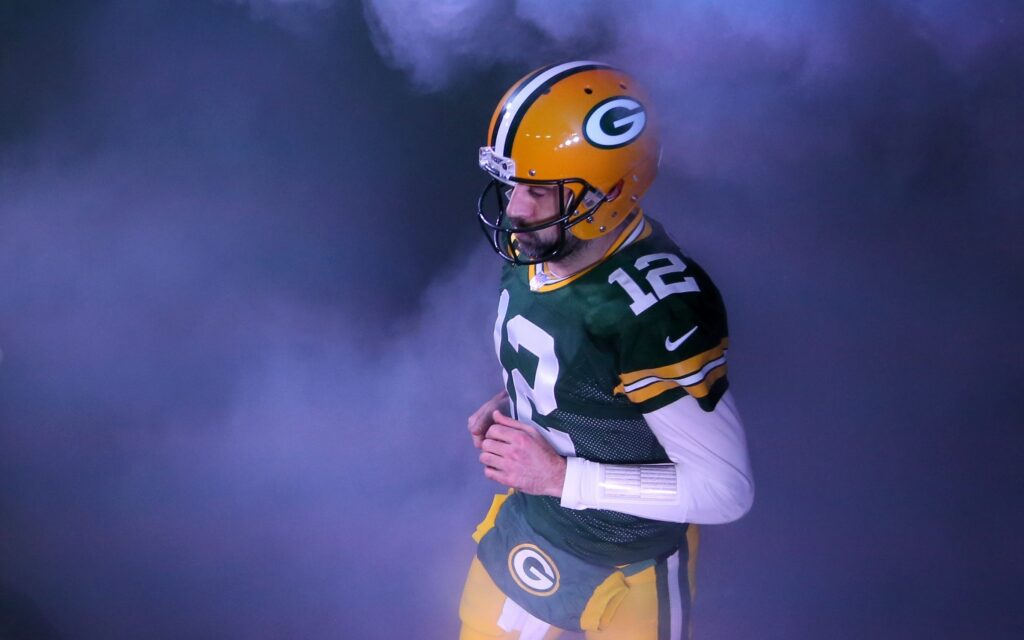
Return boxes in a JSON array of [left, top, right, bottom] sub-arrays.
[[493, 289, 577, 456], [608, 252, 700, 315]]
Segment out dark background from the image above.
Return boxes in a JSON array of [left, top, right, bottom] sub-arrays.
[[1, 1, 1021, 638]]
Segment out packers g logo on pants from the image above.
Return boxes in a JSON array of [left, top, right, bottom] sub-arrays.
[[507, 544, 560, 596]]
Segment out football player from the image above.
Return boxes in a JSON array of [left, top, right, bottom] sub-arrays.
[[461, 61, 755, 639]]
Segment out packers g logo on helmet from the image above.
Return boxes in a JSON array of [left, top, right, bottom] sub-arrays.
[[477, 61, 661, 265], [583, 97, 647, 149]]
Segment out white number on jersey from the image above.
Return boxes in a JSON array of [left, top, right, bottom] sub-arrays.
[[494, 290, 576, 456], [506, 315, 559, 423], [608, 252, 700, 316]]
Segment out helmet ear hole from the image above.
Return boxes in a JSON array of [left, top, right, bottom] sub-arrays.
[[605, 180, 625, 202]]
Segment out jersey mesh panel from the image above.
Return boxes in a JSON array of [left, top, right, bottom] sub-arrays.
[[553, 408, 663, 464], [556, 371, 666, 463], [526, 406, 684, 559]]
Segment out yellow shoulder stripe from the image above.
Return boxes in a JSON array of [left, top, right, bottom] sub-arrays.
[[618, 338, 729, 385], [615, 365, 727, 403], [613, 338, 729, 403]]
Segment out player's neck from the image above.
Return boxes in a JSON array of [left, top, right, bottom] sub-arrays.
[[546, 231, 618, 278]]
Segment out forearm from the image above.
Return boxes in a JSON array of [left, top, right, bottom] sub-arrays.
[[559, 390, 754, 524]]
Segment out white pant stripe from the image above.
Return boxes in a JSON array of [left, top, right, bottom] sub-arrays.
[[667, 550, 683, 639], [497, 596, 551, 640]]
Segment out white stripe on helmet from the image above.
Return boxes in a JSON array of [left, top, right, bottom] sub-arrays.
[[494, 60, 609, 157]]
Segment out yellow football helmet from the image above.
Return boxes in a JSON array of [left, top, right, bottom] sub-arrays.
[[478, 61, 660, 264]]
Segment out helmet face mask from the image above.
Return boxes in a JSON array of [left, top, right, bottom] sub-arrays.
[[476, 159, 608, 265], [476, 61, 659, 265]]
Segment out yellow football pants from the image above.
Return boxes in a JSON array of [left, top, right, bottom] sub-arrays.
[[459, 526, 699, 640]]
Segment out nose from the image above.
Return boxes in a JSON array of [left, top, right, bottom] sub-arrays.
[[506, 184, 534, 223], [507, 183, 551, 227]]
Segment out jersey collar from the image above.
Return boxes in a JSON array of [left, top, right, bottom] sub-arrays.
[[528, 211, 650, 293]]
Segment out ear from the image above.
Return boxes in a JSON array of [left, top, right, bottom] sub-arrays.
[[605, 180, 624, 202]]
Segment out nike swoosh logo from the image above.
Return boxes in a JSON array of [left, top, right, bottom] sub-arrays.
[[665, 326, 699, 351]]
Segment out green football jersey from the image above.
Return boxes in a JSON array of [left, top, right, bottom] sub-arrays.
[[492, 213, 730, 565]]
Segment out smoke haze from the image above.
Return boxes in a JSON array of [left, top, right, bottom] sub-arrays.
[[1, 1, 1021, 638]]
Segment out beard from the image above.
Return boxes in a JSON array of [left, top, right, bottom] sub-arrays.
[[514, 226, 582, 261]]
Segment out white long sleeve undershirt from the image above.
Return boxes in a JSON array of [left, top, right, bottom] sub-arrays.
[[559, 390, 754, 524]]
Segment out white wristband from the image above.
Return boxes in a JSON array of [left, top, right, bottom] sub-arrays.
[[599, 463, 678, 503], [561, 458, 679, 510]]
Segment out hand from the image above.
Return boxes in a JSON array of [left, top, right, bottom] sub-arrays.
[[467, 390, 509, 449], [479, 411, 566, 498]]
